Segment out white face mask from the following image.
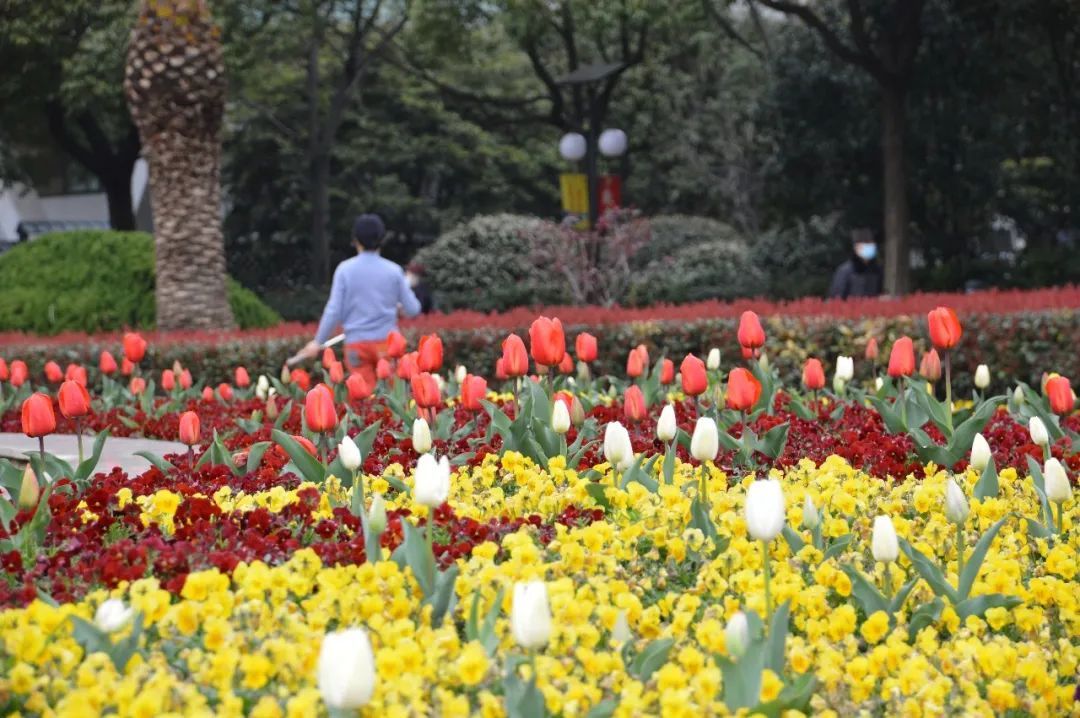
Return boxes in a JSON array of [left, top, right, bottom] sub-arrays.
[[856, 243, 877, 261], [406, 272, 419, 288]]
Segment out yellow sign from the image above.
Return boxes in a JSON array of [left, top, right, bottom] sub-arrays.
[[559, 173, 588, 215]]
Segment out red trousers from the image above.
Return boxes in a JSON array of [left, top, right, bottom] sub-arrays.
[[344, 341, 387, 386]]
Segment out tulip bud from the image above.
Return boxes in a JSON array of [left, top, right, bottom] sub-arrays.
[[611, 609, 632, 644], [745, 479, 785, 541], [338, 435, 362, 472], [656, 404, 677, 443], [1044, 458, 1073, 503], [835, 356, 854, 382], [281, 364, 292, 384], [603, 422, 634, 471], [1028, 416, 1049, 447], [871, 516, 899, 563], [265, 395, 279, 420], [511, 581, 552, 650], [1013, 386, 1025, 405], [974, 365, 990, 390], [706, 348, 721, 371], [317, 627, 376, 710], [802, 495, 819, 530], [412, 417, 432, 454], [944, 478, 969, 525], [367, 493, 387, 535], [94, 598, 134, 633], [724, 611, 749, 659], [552, 400, 571, 435], [576, 361, 591, 383], [969, 433, 991, 472], [690, 417, 719, 463], [256, 374, 270, 400], [758, 352, 770, 372], [874, 376, 884, 392], [570, 396, 586, 427], [832, 375, 846, 394], [17, 464, 40, 510], [414, 453, 450, 508], [455, 365, 468, 384]]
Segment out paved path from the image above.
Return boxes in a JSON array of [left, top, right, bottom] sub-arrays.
[[0, 433, 187, 476]]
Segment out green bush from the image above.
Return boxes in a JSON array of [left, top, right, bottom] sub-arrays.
[[749, 215, 849, 300], [633, 215, 747, 268], [413, 214, 570, 312], [627, 239, 766, 305], [0, 230, 279, 334]]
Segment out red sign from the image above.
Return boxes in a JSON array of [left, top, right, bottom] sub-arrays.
[[598, 175, 622, 216]]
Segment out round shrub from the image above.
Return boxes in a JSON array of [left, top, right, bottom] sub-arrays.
[[627, 239, 766, 305], [412, 214, 570, 312], [632, 215, 747, 269], [0, 230, 280, 334]]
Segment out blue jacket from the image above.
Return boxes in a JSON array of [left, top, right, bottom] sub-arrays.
[[315, 252, 422, 343]]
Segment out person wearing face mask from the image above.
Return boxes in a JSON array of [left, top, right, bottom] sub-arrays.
[[828, 228, 883, 299], [406, 262, 435, 314]]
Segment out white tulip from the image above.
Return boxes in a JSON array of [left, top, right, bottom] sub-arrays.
[[706, 348, 721, 371], [802, 495, 820, 530], [511, 581, 552, 649], [745, 479, 785, 541], [317, 627, 376, 709], [433, 374, 446, 393], [611, 610, 632, 644], [1013, 386, 1025, 405], [759, 353, 770, 372], [1044, 458, 1073, 503], [337, 435, 362, 472], [944, 478, 969, 525], [552, 401, 571, 435], [603, 422, 634, 471], [367, 493, 387, 535], [724, 611, 749, 659], [835, 356, 854, 382], [969, 433, 991, 472], [455, 365, 468, 384], [94, 598, 134, 633], [656, 404, 677, 443], [414, 454, 450, 508], [871, 516, 899, 563], [690, 417, 719, 463], [412, 417, 432, 454], [974, 365, 990, 390], [1029, 416, 1049, 447], [875, 376, 884, 392], [255, 374, 270, 400]]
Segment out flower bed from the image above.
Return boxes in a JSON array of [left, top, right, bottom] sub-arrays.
[[1, 311, 1078, 716]]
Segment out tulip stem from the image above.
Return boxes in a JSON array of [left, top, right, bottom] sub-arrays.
[[883, 562, 892, 602], [1056, 501, 1064, 535], [944, 353, 954, 434], [955, 523, 964, 581], [352, 468, 365, 516], [699, 463, 710, 514], [75, 418, 84, 465], [426, 518, 437, 588], [761, 539, 772, 624], [38, 436, 46, 465], [899, 380, 908, 429], [319, 433, 327, 465]]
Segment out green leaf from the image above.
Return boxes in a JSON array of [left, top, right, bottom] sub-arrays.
[[73, 430, 109, 482], [585, 700, 618, 718], [244, 442, 271, 475], [394, 520, 434, 597], [867, 395, 904, 434], [822, 534, 853, 561], [688, 496, 717, 540], [899, 538, 959, 603], [973, 458, 999, 500], [890, 577, 919, 615], [661, 447, 676, 485], [907, 597, 944, 642], [758, 422, 789, 459], [957, 515, 1010, 600], [585, 482, 611, 511], [765, 601, 790, 673], [1024, 517, 1053, 538], [630, 637, 674, 681], [428, 565, 460, 628], [841, 565, 888, 616], [271, 429, 325, 484], [718, 648, 765, 709], [133, 451, 176, 474], [954, 594, 1023, 621], [1026, 456, 1053, 526], [788, 398, 817, 421], [946, 396, 1003, 458], [781, 525, 805, 554]]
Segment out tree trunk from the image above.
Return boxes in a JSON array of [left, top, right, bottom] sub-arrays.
[[143, 130, 234, 330], [310, 151, 331, 286], [881, 83, 911, 296], [102, 171, 136, 231]]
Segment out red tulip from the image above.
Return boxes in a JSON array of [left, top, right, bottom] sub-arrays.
[[554, 391, 575, 412], [920, 350, 942, 382], [99, 352, 118, 375], [130, 377, 147, 395], [626, 346, 648, 378], [65, 364, 88, 387], [305, 383, 338, 433], [161, 369, 176, 392], [10, 360, 27, 387], [741, 346, 754, 360], [737, 311, 766, 350], [659, 358, 675, 385], [495, 357, 508, 381], [44, 361, 63, 383], [329, 361, 345, 385], [397, 352, 420, 381], [123, 332, 147, 363], [235, 367, 251, 388], [575, 333, 598, 363], [411, 372, 442, 409], [1046, 376, 1074, 415], [927, 306, 962, 351], [680, 354, 707, 396], [58, 380, 90, 420], [529, 316, 566, 367], [555, 353, 573, 375], [293, 435, 318, 456], [460, 374, 487, 411], [290, 368, 312, 392], [726, 367, 762, 411], [121, 358, 135, 376], [887, 337, 916, 378], [417, 334, 444, 372], [0, 358, 8, 381], [179, 411, 201, 446], [802, 358, 826, 391], [217, 383, 233, 401], [201, 386, 214, 401], [21, 393, 56, 437], [179, 369, 193, 390], [501, 334, 529, 377], [623, 385, 646, 422], [322, 347, 337, 369], [376, 359, 392, 381], [386, 330, 408, 359], [346, 372, 373, 401], [865, 337, 879, 361]]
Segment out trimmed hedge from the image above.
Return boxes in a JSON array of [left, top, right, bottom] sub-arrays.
[[0, 231, 280, 334]]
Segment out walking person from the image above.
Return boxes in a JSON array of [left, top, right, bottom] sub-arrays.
[[829, 228, 883, 299], [295, 214, 421, 384]]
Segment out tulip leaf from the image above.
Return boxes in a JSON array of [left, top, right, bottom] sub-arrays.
[[273, 400, 293, 431], [973, 457, 999, 500], [718, 647, 765, 709], [947, 397, 1003, 458], [1024, 517, 1053, 539], [758, 422, 790, 460], [526, 380, 552, 425], [907, 597, 944, 642], [717, 430, 740, 452], [890, 577, 919, 616], [822, 534, 852, 561], [957, 515, 1010, 600], [630, 637, 675, 682], [841, 565, 888, 616], [766, 601, 790, 673], [661, 448, 676, 485], [899, 538, 959, 604], [0, 496, 15, 533], [271, 429, 326, 484], [73, 430, 109, 483], [244, 442, 271, 475], [866, 395, 904, 435], [429, 564, 459, 628], [757, 672, 817, 714], [954, 593, 1023, 621], [1025, 456, 1053, 526], [688, 496, 718, 540], [133, 451, 176, 475], [585, 700, 618, 718], [781, 525, 805, 554], [788, 398, 817, 421], [392, 520, 435, 597], [585, 482, 611, 511]]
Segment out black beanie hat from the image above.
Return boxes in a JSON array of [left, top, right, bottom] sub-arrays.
[[353, 214, 386, 249]]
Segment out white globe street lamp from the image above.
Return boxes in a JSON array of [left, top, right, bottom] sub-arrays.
[[558, 133, 587, 161], [598, 128, 628, 157]]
